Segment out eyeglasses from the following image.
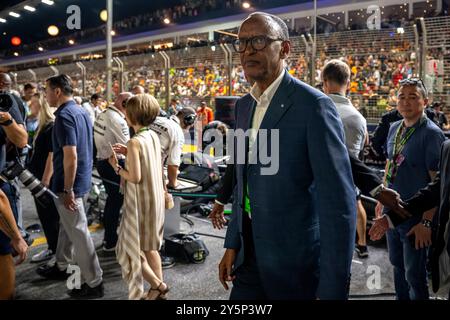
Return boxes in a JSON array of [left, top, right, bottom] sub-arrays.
[[399, 78, 428, 97], [232, 35, 285, 53]]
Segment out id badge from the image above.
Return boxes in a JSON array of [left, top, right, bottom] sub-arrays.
[[395, 153, 405, 166]]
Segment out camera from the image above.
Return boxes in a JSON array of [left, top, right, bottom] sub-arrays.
[[0, 92, 14, 113], [1, 159, 58, 200]]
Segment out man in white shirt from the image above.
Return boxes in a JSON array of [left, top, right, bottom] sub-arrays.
[[322, 59, 370, 258], [149, 114, 185, 188], [82, 94, 103, 125], [94, 92, 131, 252]]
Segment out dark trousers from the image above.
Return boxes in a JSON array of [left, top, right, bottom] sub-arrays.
[[33, 194, 59, 252], [230, 212, 267, 300], [96, 159, 124, 247]]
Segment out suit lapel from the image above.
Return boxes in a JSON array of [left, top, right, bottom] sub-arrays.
[[259, 72, 295, 131], [248, 72, 295, 167]]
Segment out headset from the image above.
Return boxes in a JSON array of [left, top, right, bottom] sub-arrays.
[[183, 113, 197, 126]]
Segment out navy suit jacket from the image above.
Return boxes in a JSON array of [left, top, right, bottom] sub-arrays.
[[224, 72, 356, 299]]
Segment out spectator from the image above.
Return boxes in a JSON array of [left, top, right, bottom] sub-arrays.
[[196, 101, 214, 127], [27, 93, 60, 264], [109, 94, 168, 300], [375, 78, 445, 300], [37, 75, 104, 299], [94, 92, 131, 252], [322, 59, 370, 258], [82, 94, 103, 125]]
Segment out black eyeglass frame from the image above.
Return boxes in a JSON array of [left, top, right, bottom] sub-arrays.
[[232, 35, 285, 53]]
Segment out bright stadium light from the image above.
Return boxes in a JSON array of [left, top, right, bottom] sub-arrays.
[[9, 12, 20, 18], [0, 18, 6, 23], [42, 0, 55, 5], [14, 52, 19, 56], [110, 30, 116, 36], [48, 25, 59, 36], [164, 18, 170, 24], [38, 46, 44, 51], [24, 5, 36, 12], [69, 39, 75, 45], [100, 10, 108, 22], [242, 2, 251, 9]]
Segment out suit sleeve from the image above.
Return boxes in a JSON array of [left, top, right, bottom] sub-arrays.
[[216, 163, 235, 204], [307, 96, 356, 299], [371, 114, 390, 157], [386, 166, 441, 226], [350, 154, 382, 195], [224, 99, 242, 250]]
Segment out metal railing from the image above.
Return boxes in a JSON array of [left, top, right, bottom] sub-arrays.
[[10, 16, 450, 123]]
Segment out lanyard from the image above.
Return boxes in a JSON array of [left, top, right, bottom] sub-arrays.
[[386, 116, 425, 185], [136, 127, 149, 135]]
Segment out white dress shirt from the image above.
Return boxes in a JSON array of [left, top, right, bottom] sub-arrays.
[[248, 69, 285, 160]]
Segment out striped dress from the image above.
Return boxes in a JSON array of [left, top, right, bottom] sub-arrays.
[[116, 129, 165, 300]]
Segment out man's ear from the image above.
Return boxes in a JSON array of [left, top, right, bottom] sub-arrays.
[[280, 40, 291, 59]]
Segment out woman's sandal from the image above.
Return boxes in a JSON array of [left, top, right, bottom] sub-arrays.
[[146, 282, 169, 300]]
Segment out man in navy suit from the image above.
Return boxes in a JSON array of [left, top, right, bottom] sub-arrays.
[[218, 12, 356, 300]]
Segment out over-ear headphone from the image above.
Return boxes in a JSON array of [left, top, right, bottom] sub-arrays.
[[183, 113, 197, 126]]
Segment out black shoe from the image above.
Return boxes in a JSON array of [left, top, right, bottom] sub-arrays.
[[68, 282, 104, 299], [355, 245, 369, 258], [36, 264, 69, 280], [161, 255, 175, 269]]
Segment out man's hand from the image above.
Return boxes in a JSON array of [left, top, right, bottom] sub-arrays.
[[376, 187, 411, 219], [0, 111, 12, 124], [209, 202, 227, 229], [369, 216, 390, 241], [11, 236, 28, 265], [407, 223, 432, 250], [64, 190, 77, 212], [218, 249, 236, 290]]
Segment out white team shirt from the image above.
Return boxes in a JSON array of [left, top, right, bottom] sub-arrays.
[[149, 116, 184, 166], [94, 106, 130, 160]]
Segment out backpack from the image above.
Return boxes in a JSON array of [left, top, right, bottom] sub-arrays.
[[164, 233, 209, 264]]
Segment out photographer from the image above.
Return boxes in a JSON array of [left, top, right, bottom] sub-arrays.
[[0, 74, 29, 265], [0, 188, 28, 300]]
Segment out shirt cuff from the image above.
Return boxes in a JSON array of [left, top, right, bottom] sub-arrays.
[[369, 184, 384, 198], [215, 199, 225, 206], [383, 214, 395, 229]]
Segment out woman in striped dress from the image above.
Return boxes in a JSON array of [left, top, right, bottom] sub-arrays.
[[109, 94, 168, 300]]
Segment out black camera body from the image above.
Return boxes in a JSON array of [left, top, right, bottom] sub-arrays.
[[0, 92, 14, 113]]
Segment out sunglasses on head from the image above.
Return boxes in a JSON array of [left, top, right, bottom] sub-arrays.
[[399, 78, 428, 97]]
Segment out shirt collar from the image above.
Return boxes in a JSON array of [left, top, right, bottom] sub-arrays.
[[250, 69, 285, 105], [328, 93, 351, 105], [108, 105, 125, 118], [54, 100, 75, 115]]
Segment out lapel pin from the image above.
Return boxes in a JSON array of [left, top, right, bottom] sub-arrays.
[[281, 104, 284, 108]]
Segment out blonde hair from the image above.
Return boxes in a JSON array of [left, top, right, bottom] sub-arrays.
[[34, 93, 55, 143], [126, 93, 160, 126]]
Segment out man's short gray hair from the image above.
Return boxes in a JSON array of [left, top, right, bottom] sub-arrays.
[[247, 12, 289, 41]]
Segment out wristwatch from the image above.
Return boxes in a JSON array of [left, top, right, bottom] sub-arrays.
[[0, 117, 13, 126], [421, 218, 432, 228], [63, 188, 74, 194]]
